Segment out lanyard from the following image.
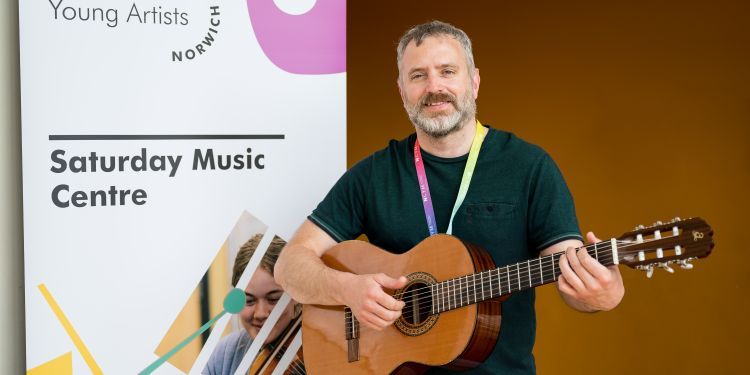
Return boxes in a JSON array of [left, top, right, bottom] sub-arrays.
[[414, 120, 485, 236]]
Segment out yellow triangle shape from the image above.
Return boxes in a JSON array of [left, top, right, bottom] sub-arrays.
[[27, 352, 72, 375]]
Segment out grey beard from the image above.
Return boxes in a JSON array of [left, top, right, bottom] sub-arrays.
[[406, 95, 476, 139]]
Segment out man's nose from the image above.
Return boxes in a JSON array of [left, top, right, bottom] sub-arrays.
[[425, 74, 444, 93]]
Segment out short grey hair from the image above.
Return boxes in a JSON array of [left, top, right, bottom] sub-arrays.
[[396, 20, 476, 76]]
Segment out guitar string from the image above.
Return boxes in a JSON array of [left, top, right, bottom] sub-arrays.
[[342, 242, 621, 327], [344, 235, 702, 326], [274, 347, 305, 375], [342, 241, 626, 322], [342, 224, 701, 322], [343, 240, 655, 325], [344, 240, 626, 317], [287, 358, 306, 375]]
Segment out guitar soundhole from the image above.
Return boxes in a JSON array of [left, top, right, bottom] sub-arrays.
[[401, 282, 432, 325], [394, 272, 439, 336]]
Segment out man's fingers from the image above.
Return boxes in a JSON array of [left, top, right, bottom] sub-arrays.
[[364, 297, 400, 319], [559, 252, 585, 292], [375, 273, 408, 290], [577, 248, 610, 281], [372, 273, 406, 311], [557, 274, 576, 297], [372, 289, 405, 313], [586, 231, 601, 244], [359, 311, 390, 331]]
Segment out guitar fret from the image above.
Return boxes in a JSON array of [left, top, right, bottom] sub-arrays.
[[460, 276, 465, 307], [457, 277, 461, 308], [479, 272, 484, 302], [471, 275, 474, 305], [552, 253, 557, 281], [447, 280, 451, 311], [472, 274, 477, 304], [465, 276, 469, 306], [497, 266, 510, 293], [465, 275, 469, 306], [444, 280, 448, 311], [438, 282, 442, 313], [448, 279, 452, 310], [527, 260, 532, 288], [594, 242, 599, 262], [505, 266, 512, 294], [452, 279, 456, 310], [539, 257, 543, 284], [495, 268, 500, 297], [441, 281, 445, 313], [486, 270, 492, 299], [515, 263, 520, 292]]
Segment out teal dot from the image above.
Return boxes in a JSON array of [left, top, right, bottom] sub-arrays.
[[224, 288, 245, 314]]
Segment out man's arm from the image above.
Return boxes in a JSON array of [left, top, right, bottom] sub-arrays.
[[540, 232, 625, 312], [274, 219, 407, 330]]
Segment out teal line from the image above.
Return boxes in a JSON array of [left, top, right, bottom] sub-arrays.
[[139, 310, 227, 375], [140, 288, 246, 374]]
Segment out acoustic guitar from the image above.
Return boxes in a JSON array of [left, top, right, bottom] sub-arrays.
[[301, 217, 714, 374], [248, 314, 306, 374]]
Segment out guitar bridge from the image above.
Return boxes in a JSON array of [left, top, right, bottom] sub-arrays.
[[344, 307, 360, 362]]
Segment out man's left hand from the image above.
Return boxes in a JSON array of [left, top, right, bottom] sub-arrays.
[[557, 232, 625, 312]]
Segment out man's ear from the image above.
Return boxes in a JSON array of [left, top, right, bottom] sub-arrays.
[[397, 78, 406, 104], [473, 68, 481, 99]]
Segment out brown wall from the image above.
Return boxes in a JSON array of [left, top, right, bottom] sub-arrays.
[[347, 1, 748, 373]]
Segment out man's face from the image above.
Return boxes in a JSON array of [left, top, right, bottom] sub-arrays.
[[240, 268, 296, 345], [398, 35, 479, 138]]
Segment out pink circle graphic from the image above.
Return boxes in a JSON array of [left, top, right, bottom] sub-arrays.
[[246, 0, 346, 74]]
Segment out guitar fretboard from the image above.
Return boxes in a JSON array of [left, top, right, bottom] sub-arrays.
[[429, 242, 617, 314]]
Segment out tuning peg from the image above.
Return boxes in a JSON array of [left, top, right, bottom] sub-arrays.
[[679, 259, 694, 270], [645, 265, 654, 278], [635, 224, 646, 230], [671, 217, 682, 223], [653, 220, 663, 226], [658, 263, 675, 274]]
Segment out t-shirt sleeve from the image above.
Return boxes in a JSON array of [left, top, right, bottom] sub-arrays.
[[527, 153, 582, 251], [308, 157, 371, 242]]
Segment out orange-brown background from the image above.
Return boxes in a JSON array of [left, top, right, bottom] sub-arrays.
[[347, 0, 748, 373]]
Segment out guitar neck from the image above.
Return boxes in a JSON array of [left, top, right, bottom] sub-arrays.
[[429, 241, 617, 315]]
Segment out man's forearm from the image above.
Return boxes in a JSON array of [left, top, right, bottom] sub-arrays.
[[275, 244, 351, 306]]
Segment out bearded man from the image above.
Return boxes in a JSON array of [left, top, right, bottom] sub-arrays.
[[275, 20, 624, 373]]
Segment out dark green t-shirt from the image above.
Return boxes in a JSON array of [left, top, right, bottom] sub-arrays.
[[310, 126, 581, 374]]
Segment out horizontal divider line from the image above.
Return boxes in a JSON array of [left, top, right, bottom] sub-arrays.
[[48, 134, 285, 141]]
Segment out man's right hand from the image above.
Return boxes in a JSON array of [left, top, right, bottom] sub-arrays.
[[339, 272, 408, 331]]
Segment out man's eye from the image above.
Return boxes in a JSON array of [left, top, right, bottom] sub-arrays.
[[443, 70, 455, 75], [410, 73, 424, 80], [246, 299, 256, 306]]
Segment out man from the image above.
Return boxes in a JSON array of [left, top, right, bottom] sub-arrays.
[[275, 21, 624, 373]]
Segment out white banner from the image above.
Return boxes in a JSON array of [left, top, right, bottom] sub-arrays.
[[20, 0, 345, 373]]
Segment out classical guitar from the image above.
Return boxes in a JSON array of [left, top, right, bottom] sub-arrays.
[[248, 314, 306, 375], [302, 217, 714, 374]]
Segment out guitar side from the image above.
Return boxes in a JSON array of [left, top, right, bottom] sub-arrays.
[[302, 235, 503, 374]]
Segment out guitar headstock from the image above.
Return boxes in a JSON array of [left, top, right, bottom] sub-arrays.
[[615, 217, 714, 277]]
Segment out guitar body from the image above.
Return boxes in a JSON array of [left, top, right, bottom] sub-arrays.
[[302, 235, 504, 374]]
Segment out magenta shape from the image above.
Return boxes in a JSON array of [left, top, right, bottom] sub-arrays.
[[246, 0, 346, 74]]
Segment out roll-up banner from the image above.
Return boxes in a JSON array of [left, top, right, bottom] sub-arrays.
[[20, 0, 345, 373]]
